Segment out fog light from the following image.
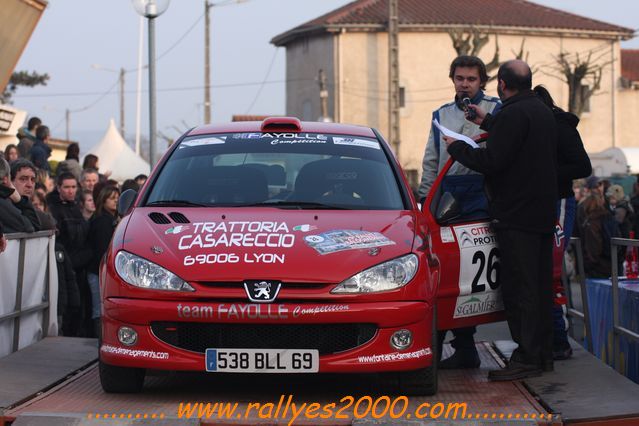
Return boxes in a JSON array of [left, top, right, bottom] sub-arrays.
[[118, 327, 138, 346], [390, 329, 412, 350]]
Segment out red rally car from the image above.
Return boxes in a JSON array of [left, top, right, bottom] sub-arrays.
[[99, 117, 511, 395]]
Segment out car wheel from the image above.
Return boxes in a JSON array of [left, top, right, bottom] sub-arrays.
[[383, 305, 438, 396], [99, 360, 145, 393]]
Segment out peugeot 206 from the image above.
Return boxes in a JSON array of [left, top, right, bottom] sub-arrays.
[[99, 117, 506, 394]]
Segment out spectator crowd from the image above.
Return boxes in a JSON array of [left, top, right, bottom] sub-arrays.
[[0, 117, 147, 338], [574, 175, 639, 278]]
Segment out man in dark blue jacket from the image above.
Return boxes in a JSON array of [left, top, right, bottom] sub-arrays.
[[30, 125, 52, 173]]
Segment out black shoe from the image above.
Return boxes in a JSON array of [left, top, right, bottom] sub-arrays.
[[488, 362, 542, 381], [542, 360, 554, 372], [553, 347, 573, 360], [440, 350, 480, 369]]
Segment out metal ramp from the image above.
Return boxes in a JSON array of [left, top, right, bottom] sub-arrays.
[[2, 337, 639, 425]]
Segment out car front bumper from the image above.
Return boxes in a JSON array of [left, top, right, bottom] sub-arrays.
[[100, 298, 434, 373]]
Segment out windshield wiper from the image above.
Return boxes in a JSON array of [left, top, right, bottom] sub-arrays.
[[244, 201, 352, 210], [146, 200, 207, 207]]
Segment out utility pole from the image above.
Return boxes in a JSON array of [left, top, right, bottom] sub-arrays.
[[65, 109, 70, 141], [388, 0, 400, 158], [204, 0, 212, 124], [318, 69, 330, 122], [119, 67, 126, 139]]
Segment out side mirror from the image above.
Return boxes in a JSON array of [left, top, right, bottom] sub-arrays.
[[118, 189, 138, 217], [436, 192, 461, 223]]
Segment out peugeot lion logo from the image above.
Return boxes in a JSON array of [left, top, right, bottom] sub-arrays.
[[243, 280, 282, 303], [460, 231, 473, 247]]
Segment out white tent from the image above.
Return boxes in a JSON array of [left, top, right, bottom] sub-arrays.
[[589, 147, 628, 177], [619, 148, 639, 174], [85, 119, 150, 182]]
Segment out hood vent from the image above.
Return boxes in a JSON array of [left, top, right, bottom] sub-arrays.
[[169, 212, 190, 223], [148, 212, 171, 224]]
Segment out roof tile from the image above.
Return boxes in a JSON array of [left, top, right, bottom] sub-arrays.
[[273, 0, 634, 45]]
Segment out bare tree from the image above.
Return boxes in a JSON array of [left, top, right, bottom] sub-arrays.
[[448, 28, 528, 79], [543, 49, 612, 117]]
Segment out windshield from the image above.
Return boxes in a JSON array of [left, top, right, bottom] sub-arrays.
[[146, 132, 404, 210]]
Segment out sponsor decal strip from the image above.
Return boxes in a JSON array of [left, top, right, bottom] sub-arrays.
[[101, 344, 169, 360], [304, 230, 395, 255], [178, 221, 294, 251], [232, 133, 328, 142], [453, 291, 503, 319], [181, 136, 226, 147], [357, 347, 431, 363], [333, 137, 380, 150], [176, 303, 350, 320]]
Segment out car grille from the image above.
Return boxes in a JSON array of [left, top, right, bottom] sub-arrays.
[[151, 322, 377, 355]]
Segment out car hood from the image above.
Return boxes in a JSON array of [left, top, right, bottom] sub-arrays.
[[121, 208, 416, 283]]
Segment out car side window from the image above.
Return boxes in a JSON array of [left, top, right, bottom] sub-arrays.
[[433, 172, 490, 225]]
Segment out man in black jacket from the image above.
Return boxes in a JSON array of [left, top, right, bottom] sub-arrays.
[[446, 60, 558, 380], [0, 158, 40, 233], [47, 172, 93, 336]]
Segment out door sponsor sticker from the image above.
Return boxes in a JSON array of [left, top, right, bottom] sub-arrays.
[[440, 227, 455, 243], [452, 223, 503, 318], [304, 230, 395, 255]]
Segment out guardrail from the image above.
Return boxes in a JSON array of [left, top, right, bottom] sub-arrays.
[[610, 237, 639, 373], [565, 237, 593, 352], [0, 230, 57, 356]]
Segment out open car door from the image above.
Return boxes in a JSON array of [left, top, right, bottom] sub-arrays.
[[423, 158, 505, 331]]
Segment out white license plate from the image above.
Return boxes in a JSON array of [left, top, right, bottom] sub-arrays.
[[205, 348, 319, 373]]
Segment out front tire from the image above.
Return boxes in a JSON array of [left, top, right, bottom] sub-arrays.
[[382, 305, 439, 396], [99, 360, 145, 393], [397, 363, 437, 396]]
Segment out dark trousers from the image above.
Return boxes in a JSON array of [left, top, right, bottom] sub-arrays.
[[495, 227, 554, 366], [437, 326, 476, 360]]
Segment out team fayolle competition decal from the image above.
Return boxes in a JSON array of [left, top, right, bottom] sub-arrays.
[[304, 230, 395, 255], [452, 223, 503, 319]]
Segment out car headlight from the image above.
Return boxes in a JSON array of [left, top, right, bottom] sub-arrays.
[[115, 251, 194, 292], [331, 254, 418, 293]]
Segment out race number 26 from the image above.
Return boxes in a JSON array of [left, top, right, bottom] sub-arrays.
[[471, 248, 500, 293]]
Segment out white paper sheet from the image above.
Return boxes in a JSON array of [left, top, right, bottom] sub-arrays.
[[433, 119, 479, 148]]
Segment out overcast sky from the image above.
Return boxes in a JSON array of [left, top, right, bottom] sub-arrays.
[[12, 0, 639, 151]]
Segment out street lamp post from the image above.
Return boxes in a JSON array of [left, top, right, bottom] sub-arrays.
[[132, 0, 170, 170], [204, 0, 247, 124]]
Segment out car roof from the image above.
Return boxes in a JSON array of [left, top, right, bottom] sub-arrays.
[[186, 118, 377, 138]]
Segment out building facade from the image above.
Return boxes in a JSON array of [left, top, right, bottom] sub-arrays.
[[272, 0, 637, 186]]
